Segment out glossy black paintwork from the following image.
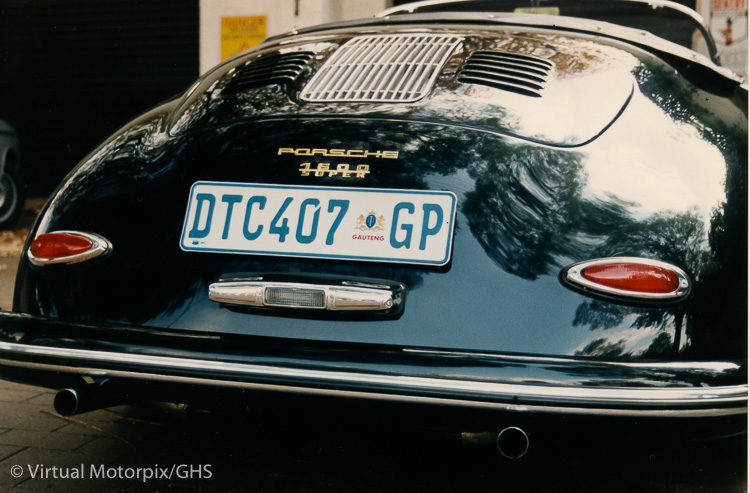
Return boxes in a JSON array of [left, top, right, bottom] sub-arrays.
[[12, 23, 747, 364]]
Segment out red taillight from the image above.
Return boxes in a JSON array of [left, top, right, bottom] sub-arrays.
[[28, 231, 111, 266], [581, 262, 680, 294], [563, 257, 690, 302], [30, 233, 93, 259]]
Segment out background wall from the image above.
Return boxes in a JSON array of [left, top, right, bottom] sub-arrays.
[[696, 0, 748, 76], [199, 0, 387, 73]]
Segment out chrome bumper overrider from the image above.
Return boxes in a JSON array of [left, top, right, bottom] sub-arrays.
[[0, 341, 746, 418]]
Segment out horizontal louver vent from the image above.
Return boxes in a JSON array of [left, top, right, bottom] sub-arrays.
[[458, 51, 553, 97], [301, 34, 461, 103], [223, 52, 314, 95]]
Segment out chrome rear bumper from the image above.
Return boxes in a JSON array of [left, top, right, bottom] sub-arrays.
[[1, 338, 746, 418]]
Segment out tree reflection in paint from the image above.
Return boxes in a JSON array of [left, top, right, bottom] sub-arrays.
[[24, 42, 746, 360]]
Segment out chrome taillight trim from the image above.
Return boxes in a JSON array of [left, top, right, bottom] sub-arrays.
[[300, 33, 461, 103], [564, 257, 691, 301], [209, 280, 401, 311], [28, 231, 112, 267]]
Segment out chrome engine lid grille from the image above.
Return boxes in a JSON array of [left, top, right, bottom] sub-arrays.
[[300, 34, 461, 103]]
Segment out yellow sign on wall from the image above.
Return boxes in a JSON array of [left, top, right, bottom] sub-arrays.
[[221, 16, 267, 61]]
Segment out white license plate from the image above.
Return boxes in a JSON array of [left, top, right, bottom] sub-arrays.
[[180, 182, 457, 266]]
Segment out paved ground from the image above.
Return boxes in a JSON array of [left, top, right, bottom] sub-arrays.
[[0, 199, 747, 492]]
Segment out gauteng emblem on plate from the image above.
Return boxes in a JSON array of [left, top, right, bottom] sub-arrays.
[[356, 212, 385, 231]]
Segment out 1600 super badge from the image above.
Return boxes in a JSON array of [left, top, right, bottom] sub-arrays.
[[278, 147, 398, 179], [180, 182, 457, 265]]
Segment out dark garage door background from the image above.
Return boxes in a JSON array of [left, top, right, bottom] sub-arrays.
[[0, 0, 199, 195]]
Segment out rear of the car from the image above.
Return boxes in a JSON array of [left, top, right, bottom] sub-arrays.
[[0, 3, 746, 451]]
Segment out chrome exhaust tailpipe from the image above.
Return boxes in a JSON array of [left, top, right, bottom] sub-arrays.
[[496, 426, 530, 459], [54, 385, 117, 416], [461, 426, 531, 459]]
